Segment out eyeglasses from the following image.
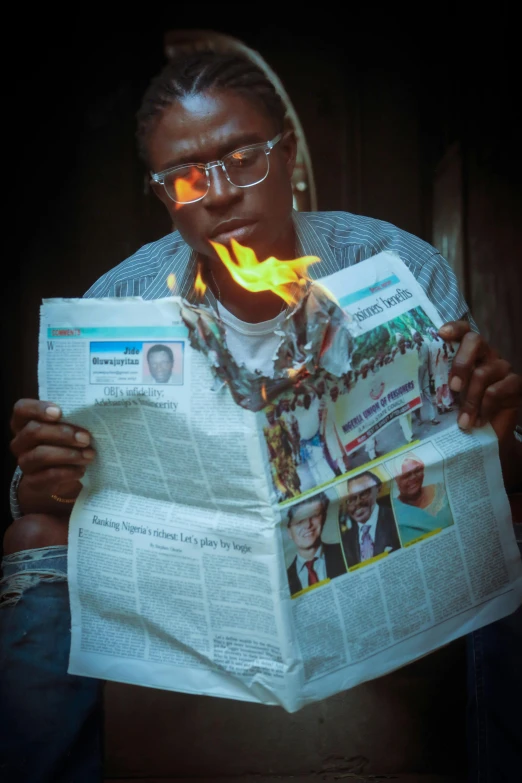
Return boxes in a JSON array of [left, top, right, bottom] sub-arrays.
[[347, 487, 376, 505], [150, 133, 283, 204]]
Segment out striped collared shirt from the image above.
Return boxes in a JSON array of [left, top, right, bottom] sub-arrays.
[[9, 210, 476, 520], [84, 210, 476, 328]]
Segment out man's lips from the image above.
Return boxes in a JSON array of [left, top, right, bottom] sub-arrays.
[[209, 219, 257, 242]]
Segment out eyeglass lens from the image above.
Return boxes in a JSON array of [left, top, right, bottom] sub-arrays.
[[165, 145, 270, 203], [347, 488, 374, 504]]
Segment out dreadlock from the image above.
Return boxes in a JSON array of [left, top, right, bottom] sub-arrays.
[[136, 50, 288, 165]]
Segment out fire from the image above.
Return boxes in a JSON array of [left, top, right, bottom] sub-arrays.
[[174, 167, 206, 210], [194, 264, 207, 298], [210, 238, 320, 306], [167, 273, 177, 293], [261, 384, 268, 402]]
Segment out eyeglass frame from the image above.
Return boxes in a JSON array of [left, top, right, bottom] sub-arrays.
[[150, 132, 284, 204], [346, 486, 378, 505]]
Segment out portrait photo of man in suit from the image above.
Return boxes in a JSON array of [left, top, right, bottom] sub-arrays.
[[340, 471, 401, 568], [146, 343, 175, 383], [286, 492, 347, 597]]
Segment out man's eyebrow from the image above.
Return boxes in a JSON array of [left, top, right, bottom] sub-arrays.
[[157, 132, 269, 171]]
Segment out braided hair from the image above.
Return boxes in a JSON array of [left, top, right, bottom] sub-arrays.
[[136, 50, 288, 165]]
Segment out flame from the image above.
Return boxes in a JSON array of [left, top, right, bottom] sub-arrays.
[[194, 264, 207, 298], [210, 238, 320, 305], [167, 273, 177, 293], [261, 384, 268, 403], [174, 167, 206, 210]]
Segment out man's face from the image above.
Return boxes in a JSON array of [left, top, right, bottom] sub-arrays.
[[287, 499, 325, 553], [346, 475, 379, 525], [395, 458, 424, 499], [147, 89, 297, 264], [148, 350, 173, 383]]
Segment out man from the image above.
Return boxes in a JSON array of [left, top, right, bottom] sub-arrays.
[[292, 388, 337, 489], [392, 333, 415, 444], [3, 49, 521, 782], [319, 381, 351, 474], [146, 343, 174, 383], [278, 397, 301, 464], [428, 326, 454, 414], [286, 492, 346, 595], [263, 405, 300, 500], [411, 329, 440, 426], [340, 471, 400, 567]]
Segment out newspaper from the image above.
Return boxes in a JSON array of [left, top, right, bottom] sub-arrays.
[[39, 250, 522, 713]]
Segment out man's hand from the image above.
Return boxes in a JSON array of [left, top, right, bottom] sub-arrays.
[[438, 321, 522, 441], [10, 399, 95, 514]]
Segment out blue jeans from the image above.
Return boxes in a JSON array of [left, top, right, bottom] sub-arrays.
[[1, 541, 521, 782], [0, 546, 104, 783], [466, 528, 522, 783]]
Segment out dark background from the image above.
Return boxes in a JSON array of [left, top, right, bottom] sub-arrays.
[[6, 20, 521, 526], [4, 19, 521, 779]]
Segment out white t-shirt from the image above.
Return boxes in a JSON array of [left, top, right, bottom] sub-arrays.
[[217, 301, 287, 377]]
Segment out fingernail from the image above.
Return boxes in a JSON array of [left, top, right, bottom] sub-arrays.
[[450, 376, 462, 392], [439, 326, 452, 336], [46, 405, 61, 419], [458, 413, 470, 430], [75, 432, 90, 445], [83, 449, 96, 460]]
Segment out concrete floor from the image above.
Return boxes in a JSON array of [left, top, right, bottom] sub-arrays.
[[102, 641, 468, 782]]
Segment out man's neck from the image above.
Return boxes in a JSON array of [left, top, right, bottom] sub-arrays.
[[213, 278, 285, 322], [199, 224, 298, 323], [297, 545, 322, 561]]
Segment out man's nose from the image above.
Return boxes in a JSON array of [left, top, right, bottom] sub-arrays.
[[204, 164, 241, 208]]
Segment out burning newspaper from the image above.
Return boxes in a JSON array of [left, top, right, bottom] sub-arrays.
[[39, 250, 522, 712]]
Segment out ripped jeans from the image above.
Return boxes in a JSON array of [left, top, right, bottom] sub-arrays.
[[0, 546, 104, 783], [1, 540, 521, 783]]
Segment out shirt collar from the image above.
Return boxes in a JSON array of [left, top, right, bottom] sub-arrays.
[[292, 211, 337, 275], [296, 544, 324, 574]]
